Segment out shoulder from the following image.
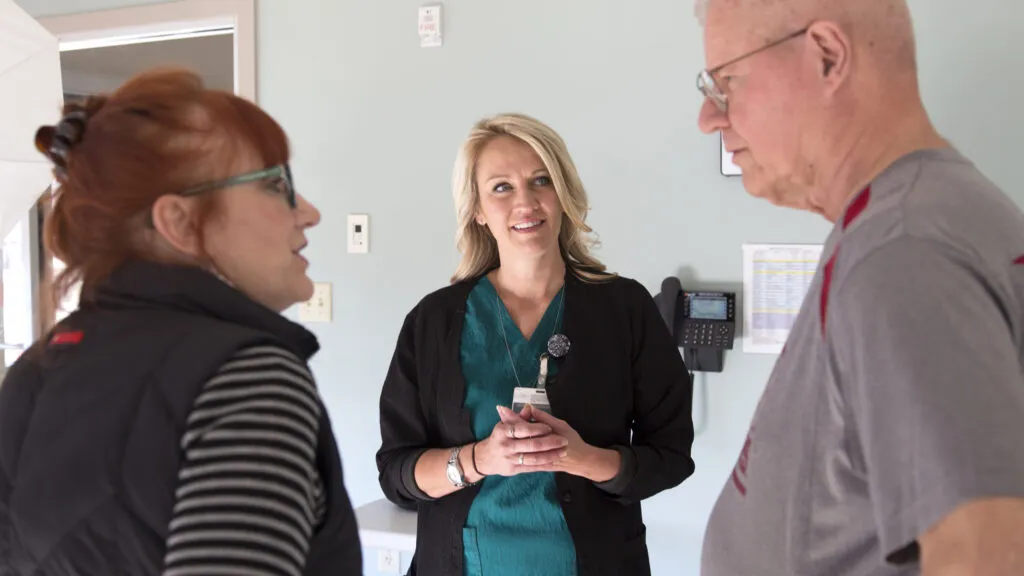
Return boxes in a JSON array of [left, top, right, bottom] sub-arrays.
[[185, 343, 322, 445], [404, 277, 481, 320], [839, 149, 1024, 284], [387, 278, 482, 350], [211, 344, 316, 389], [567, 274, 660, 337], [826, 235, 1012, 343], [219, 343, 309, 368], [570, 272, 653, 305], [202, 344, 318, 407]]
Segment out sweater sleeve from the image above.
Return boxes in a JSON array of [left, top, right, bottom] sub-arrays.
[[376, 307, 437, 508], [161, 345, 326, 576], [601, 279, 696, 504]]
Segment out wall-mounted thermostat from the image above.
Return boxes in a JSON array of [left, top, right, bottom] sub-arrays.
[[348, 214, 369, 254]]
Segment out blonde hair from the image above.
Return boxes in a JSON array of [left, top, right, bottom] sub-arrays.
[[450, 113, 614, 284]]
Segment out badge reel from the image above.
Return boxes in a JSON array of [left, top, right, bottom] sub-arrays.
[[511, 332, 571, 419]]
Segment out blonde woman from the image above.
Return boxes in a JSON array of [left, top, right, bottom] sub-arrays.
[[376, 113, 694, 576]]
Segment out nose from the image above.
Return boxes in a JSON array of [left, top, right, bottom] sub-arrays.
[[513, 180, 541, 209], [294, 193, 321, 228], [698, 98, 729, 135]]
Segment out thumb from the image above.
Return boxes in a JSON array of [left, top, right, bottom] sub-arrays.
[[524, 404, 558, 427], [519, 403, 535, 421], [496, 405, 527, 424]]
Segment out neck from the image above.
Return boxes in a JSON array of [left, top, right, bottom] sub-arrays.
[[491, 252, 566, 301], [813, 87, 947, 222]]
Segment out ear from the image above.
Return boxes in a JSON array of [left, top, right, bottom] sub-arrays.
[[150, 194, 204, 257], [807, 21, 851, 92]]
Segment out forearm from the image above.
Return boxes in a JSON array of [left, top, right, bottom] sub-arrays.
[[576, 445, 622, 483], [413, 444, 484, 499], [920, 498, 1024, 576], [922, 545, 1023, 576]]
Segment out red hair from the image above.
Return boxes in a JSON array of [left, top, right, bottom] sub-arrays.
[[34, 67, 290, 305]]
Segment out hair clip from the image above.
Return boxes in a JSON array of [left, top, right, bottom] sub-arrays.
[[48, 110, 90, 178], [55, 110, 88, 145]]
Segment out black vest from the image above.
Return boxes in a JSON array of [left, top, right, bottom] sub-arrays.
[[0, 260, 361, 575]]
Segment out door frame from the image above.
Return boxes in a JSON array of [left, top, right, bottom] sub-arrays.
[[38, 0, 256, 101]]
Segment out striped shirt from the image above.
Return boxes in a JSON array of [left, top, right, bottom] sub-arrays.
[[161, 345, 327, 576]]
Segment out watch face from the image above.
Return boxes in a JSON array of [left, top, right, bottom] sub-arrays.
[[446, 463, 461, 485]]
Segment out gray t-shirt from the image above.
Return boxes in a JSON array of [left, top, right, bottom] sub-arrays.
[[701, 147, 1024, 575]]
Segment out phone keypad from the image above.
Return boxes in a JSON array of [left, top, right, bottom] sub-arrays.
[[681, 321, 734, 349]]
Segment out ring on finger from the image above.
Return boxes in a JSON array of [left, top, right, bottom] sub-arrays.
[[518, 453, 525, 465]]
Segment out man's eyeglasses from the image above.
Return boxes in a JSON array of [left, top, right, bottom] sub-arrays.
[[697, 28, 808, 113], [178, 164, 297, 208]]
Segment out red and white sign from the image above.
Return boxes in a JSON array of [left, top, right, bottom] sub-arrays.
[[418, 5, 442, 48]]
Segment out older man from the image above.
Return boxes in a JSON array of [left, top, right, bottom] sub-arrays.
[[696, 1, 1024, 575]]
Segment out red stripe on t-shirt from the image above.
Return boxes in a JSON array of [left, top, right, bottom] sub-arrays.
[[731, 434, 753, 497], [843, 185, 871, 230], [820, 250, 839, 336], [731, 468, 748, 496]]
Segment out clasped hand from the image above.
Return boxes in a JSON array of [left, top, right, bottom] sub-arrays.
[[472, 404, 593, 478]]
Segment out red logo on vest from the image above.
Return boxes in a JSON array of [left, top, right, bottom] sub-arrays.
[[49, 331, 84, 345]]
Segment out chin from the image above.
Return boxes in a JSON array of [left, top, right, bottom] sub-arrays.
[[515, 240, 560, 258], [271, 277, 314, 312], [295, 276, 315, 302], [741, 172, 770, 202], [743, 171, 798, 209]]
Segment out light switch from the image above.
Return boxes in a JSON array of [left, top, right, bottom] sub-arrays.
[[348, 214, 369, 254], [299, 282, 332, 323]]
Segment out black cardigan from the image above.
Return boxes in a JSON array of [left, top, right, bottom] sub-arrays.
[[376, 271, 695, 576]]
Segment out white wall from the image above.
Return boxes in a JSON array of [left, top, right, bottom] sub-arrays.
[[16, 0, 1023, 574]]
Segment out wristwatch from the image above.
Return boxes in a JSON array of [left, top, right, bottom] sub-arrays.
[[446, 446, 476, 488]]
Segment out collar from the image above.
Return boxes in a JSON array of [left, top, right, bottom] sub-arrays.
[[91, 259, 319, 360]]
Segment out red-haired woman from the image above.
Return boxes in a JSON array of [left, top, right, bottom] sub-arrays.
[[0, 68, 362, 576]]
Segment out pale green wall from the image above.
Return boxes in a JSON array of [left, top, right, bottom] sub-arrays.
[[16, 0, 1022, 574]]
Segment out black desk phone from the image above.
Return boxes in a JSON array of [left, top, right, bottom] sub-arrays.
[[655, 276, 736, 373]]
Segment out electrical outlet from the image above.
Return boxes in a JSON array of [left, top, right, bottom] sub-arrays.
[[298, 282, 332, 323], [377, 549, 400, 574]]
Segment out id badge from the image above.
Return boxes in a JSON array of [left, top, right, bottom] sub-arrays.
[[512, 387, 551, 415]]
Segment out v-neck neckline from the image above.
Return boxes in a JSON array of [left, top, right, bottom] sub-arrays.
[[482, 276, 564, 347]]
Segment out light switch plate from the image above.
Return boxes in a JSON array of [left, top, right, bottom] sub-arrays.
[[347, 214, 369, 254], [378, 549, 400, 574], [298, 282, 332, 323]]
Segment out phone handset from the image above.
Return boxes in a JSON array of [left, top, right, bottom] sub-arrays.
[[656, 277, 736, 373]]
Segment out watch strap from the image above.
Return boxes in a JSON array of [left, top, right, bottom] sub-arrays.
[[447, 445, 479, 488]]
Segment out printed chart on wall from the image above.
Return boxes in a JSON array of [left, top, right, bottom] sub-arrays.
[[741, 243, 824, 354]]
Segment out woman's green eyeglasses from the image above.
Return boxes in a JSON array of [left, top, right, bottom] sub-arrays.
[[178, 164, 297, 208]]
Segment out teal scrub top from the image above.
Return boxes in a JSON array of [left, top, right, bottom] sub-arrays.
[[459, 277, 578, 576]]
